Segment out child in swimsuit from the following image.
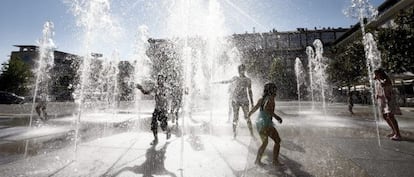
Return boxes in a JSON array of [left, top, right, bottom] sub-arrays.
[[248, 83, 283, 166]]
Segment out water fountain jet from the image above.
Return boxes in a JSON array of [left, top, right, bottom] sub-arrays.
[[345, 0, 381, 146], [295, 57, 305, 112]]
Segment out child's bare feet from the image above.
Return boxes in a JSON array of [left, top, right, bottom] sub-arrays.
[[255, 160, 265, 167], [150, 138, 158, 145], [386, 133, 394, 137], [166, 130, 171, 140], [273, 161, 284, 167], [390, 135, 401, 141]]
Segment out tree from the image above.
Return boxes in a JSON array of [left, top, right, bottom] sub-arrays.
[[269, 57, 296, 99], [377, 7, 414, 73], [0, 56, 33, 95], [327, 40, 367, 89]]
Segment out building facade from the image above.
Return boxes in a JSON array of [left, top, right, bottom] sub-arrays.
[[144, 27, 349, 100], [10, 45, 80, 101]]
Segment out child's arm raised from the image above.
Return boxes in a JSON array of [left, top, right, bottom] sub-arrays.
[[212, 76, 236, 84], [136, 83, 152, 94]]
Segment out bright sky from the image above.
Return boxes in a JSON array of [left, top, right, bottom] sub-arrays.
[[0, 0, 383, 64]]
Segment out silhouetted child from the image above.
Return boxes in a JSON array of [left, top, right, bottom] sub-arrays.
[[374, 68, 401, 141], [136, 74, 171, 145], [168, 70, 183, 126], [214, 64, 254, 138], [248, 83, 283, 166], [110, 142, 176, 177], [35, 93, 48, 121], [348, 92, 354, 115]]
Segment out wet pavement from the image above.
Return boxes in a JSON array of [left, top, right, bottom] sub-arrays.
[[0, 101, 413, 177]]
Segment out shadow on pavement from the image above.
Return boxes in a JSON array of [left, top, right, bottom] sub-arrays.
[[282, 140, 306, 153], [279, 154, 314, 177], [401, 136, 414, 143], [260, 140, 312, 177], [104, 142, 176, 177]]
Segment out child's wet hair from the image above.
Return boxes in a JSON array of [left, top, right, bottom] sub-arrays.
[[374, 68, 387, 77], [157, 74, 166, 80], [238, 64, 246, 72], [263, 83, 277, 97]]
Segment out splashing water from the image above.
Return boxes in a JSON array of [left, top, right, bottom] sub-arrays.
[[295, 57, 305, 111], [164, 0, 240, 122], [108, 51, 121, 113], [67, 0, 122, 152], [306, 40, 328, 113], [29, 21, 56, 127], [130, 25, 151, 118], [162, 0, 242, 170], [345, 0, 381, 147], [132, 25, 151, 81], [364, 32, 382, 146], [306, 46, 315, 110], [344, 0, 378, 32], [313, 39, 328, 114]]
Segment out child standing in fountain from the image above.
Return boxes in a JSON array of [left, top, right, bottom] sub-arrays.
[[348, 92, 354, 115], [214, 64, 254, 138], [248, 83, 283, 166], [374, 68, 402, 141], [136, 74, 171, 145], [36, 93, 48, 121], [169, 70, 183, 126]]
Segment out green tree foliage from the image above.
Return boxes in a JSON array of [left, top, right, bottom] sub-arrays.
[[269, 57, 296, 99], [377, 7, 414, 73], [327, 40, 367, 88], [0, 56, 33, 95], [269, 57, 284, 83], [328, 7, 414, 87]]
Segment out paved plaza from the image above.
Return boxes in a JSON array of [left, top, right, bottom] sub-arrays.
[[1, 1, 413, 177], [0, 101, 413, 177]]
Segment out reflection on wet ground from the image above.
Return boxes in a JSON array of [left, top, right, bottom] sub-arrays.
[[0, 102, 413, 176]]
